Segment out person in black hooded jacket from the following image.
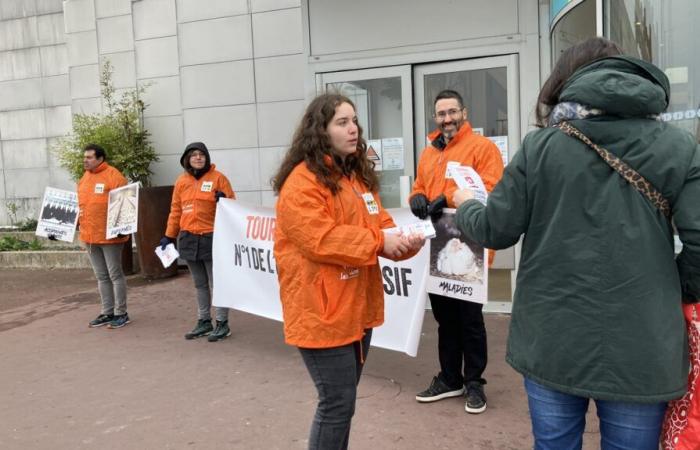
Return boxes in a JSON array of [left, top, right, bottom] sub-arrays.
[[161, 142, 236, 342]]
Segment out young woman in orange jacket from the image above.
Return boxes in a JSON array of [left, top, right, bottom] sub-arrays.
[[161, 142, 235, 342], [272, 93, 425, 450]]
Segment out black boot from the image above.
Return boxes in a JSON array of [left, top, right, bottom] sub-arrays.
[[207, 320, 231, 342], [184, 319, 213, 340]]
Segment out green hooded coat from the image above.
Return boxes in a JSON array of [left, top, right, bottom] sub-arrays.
[[456, 56, 700, 402]]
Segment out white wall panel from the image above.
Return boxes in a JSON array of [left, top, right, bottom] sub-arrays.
[[144, 115, 184, 155], [0, 17, 39, 52], [176, 0, 248, 23], [42, 74, 71, 106], [49, 165, 76, 190], [100, 51, 135, 88], [36, 0, 64, 15], [2, 139, 48, 169], [308, 0, 518, 55], [233, 190, 261, 205], [94, 0, 131, 18], [181, 60, 254, 108], [0, 79, 43, 111], [183, 105, 257, 150], [258, 146, 286, 190], [45, 105, 72, 137], [212, 148, 260, 191], [40, 44, 69, 76], [254, 54, 304, 102], [179, 16, 252, 66], [37, 13, 64, 46], [62, 0, 96, 33], [0, 48, 41, 81], [133, 0, 176, 40], [0, 0, 38, 20], [69, 64, 100, 99], [140, 76, 182, 117], [66, 30, 98, 66], [5, 168, 50, 198], [134, 36, 179, 78], [148, 153, 182, 186], [97, 15, 134, 54], [251, 0, 300, 13], [252, 9, 301, 58], [260, 190, 276, 207], [0, 109, 46, 140], [256, 100, 304, 147], [71, 97, 102, 115]]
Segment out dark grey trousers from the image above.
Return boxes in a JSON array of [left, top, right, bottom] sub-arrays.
[[299, 329, 372, 450], [185, 259, 228, 322], [86, 243, 127, 315]]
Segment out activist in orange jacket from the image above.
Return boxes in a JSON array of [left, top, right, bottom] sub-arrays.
[[272, 94, 425, 450], [161, 142, 236, 342], [77, 159, 129, 245], [410, 90, 504, 414], [77, 144, 130, 329]]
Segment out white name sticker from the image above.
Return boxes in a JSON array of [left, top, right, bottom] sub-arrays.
[[361, 192, 379, 215], [201, 181, 213, 192], [94, 183, 105, 194]]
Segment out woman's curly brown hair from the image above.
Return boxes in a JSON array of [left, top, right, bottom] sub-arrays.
[[272, 93, 378, 195]]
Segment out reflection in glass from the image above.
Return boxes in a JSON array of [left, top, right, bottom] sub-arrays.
[[551, 0, 596, 61], [606, 0, 700, 141], [326, 77, 405, 207]]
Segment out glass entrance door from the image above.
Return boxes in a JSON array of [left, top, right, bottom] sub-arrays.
[[414, 55, 521, 312], [317, 66, 414, 208]]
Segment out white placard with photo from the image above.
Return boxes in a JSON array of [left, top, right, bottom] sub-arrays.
[[106, 182, 139, 239], [36, 187, 79, 243]]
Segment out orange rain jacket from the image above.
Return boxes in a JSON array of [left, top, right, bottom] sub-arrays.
[[411, 122, 504, 205], [411, 122, 504, 265], [274, 162, 417, 349], [77, 162, 129, 245], [165, 164, 235, 238]]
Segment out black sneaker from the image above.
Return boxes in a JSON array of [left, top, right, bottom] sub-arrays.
[[465, 381, 487, 414], [185, 319, 213, 340], [107, 313, 130, 329], [89, 314, 114, 328], [207, 320, 231, 342], [415, 376, 465, 403]]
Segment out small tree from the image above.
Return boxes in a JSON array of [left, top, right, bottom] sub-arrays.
[[53, 60, 159, 186]]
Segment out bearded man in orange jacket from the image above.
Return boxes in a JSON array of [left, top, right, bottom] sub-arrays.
[[410, 90, 504, 414], [78, 144, 131, 329]]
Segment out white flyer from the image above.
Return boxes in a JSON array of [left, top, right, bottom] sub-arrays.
[[106, 182, 140, 239], [155, 243, 179, 268], [384, 219, 436, 239], [35, 187, 79, 243], [448, 165, 488, 205], [381, 137, 404, 171]]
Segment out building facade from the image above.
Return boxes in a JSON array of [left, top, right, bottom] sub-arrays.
[[0, 0, 696, 308]]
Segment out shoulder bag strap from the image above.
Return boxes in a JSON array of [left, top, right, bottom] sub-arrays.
[[555, 121, 671, 217]]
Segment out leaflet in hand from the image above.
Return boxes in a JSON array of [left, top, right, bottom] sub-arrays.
[[155, 243, 179, 268], [448, 164, 488, 205], [385, 219, 436, 239]]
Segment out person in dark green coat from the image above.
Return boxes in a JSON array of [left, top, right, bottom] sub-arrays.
[[453, 37, 700, 450]]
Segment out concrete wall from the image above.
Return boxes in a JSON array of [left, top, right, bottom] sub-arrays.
[[61, 0, 306, 212], [0, 0, 73, 225]]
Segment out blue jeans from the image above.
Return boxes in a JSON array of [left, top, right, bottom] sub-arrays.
[[299, 330, 372, 450], [524, 378, 666, 450]]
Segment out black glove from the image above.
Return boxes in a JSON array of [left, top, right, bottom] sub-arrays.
[[117, 234, 127, 238], [47, 234, 58, 241], [159, 236, 173, 250], [409, 194, 429, 219], [427, 194, 447, 221], [214, 191, 226, 203]]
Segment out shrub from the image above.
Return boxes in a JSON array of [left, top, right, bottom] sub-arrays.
[[52, 60, 159, 186]]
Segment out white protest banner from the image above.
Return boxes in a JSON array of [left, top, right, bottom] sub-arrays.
[[106, 182, 139, 239], [36, 187, 79, 242], [426, 208, 488, 304], [212, 200, 429, 356]]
